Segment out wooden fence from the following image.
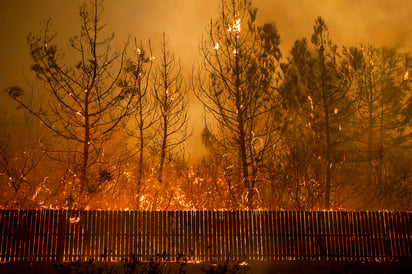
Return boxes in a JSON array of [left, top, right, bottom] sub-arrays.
[[0, 210, 411, 263]]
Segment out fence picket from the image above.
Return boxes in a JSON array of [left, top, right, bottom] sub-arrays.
[[0, 210, 411, 263]]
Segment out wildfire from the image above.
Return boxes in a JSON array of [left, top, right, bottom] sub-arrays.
[[404, 70, 409, 81], [69, 217, 80, 224], [308, 95, 314, 111], [228, 18, 241, 34]]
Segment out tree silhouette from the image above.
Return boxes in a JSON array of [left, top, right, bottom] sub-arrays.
[[6, 0, 133, 206], [349, 46, 411, 209], [153, 33, 190, 184], [196, 0, 282, 208], [122, 39, 156, 209], [280, 17, 354, 209]]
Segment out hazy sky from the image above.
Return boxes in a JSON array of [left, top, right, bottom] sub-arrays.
[[0, 0, 411, 155]]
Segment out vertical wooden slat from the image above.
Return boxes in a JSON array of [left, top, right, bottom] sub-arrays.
[[110, 210, 115, 261], [94, 210, 100, 260], [22, 210, 31, 262], [0, 210, 8, 262], [195, 211, 200, 261], [383, 212, 392, 261], [8, 209, 15, 262], [375, 212, 384, 261], [358, 211, 365, 261], [218, 210, 223, 261], [361, 211, 369, 261], [405, 212, 412, 261], [15, 210, 23, 262], [273, 211, 279, 260], [394, 212, 402, 261], [31, 210, 40, 261], [100, 210, 110, 261], [349, 211, 356, 261], [199, 211, 203, 261], [117, 210, 122, 261], [292, 211, 297, 260], [134, 211, 139, 260], [183, 210, 188, 259], [403, 212, 412, 261], [169, 211, 173, 261], [325, 211, 331, 260], [39, 210, 47, 262], [278, 211, 284, 260], [112, 210, 117, 262], [74, 210, 81, 261], [137, 211, 142, 261], [101, 210, 106, 262], [334, 211, 341, 261], [398, 212, 407, 260], [370, 211, 378, 261], [351, 211, 358, 261], [0, 210, 5, 262], [157, 211, 162, 258], [223, 211, 228, 261], [7, 210, 16, 262], [221, 210, 226, 260], [49, 210, 57, 261], [199, 211, 204, 261], [254, 212, 260, 260], [120, 210, 125, 261], [337, 211, 344, 261], [338, 211, 344, 261], [380, 212, 387, 261], [233, 210, 239, 260], [304, 211, 311, 260], [88, 210, 94, 261], [390, 212, 398, 261]]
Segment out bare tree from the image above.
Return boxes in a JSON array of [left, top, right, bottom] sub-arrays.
[[6, 0, 133, 206], [153, 33, 190, 184], [121, 39, 156, 209], [196, 0, 282, 208]]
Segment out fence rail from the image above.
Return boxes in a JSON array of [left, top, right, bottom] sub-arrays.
[[0, 210, 411, 263]]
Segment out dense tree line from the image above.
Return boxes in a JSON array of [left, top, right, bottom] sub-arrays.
[[1, 0, 411, 210]]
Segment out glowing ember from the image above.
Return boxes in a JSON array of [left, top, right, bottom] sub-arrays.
[[334, 108, 339, 114], [69, 217, 80, 224], [136, 48, 142, 56], [404, 70, 409, 81], [228, 18, 241, 34], [233, 48, 238, 55], [308, 95, 314, 110], [214, 42, 219, 50]]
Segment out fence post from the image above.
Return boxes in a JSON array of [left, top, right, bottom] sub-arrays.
[[56, 210, 66, 263]]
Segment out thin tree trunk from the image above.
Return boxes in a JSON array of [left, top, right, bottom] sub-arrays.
[[319, 46, 331, 209]]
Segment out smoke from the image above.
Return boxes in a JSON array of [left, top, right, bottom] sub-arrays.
[[254, 0, 412, 52]]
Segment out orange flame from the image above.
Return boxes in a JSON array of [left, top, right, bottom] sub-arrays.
[[404, 70, 409, 81], [228, 18, 241, 34]]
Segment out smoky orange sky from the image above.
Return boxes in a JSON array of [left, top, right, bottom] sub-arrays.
[[1, 0, 411, 157]]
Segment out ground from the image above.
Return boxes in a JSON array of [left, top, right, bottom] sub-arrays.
[[0, 261, 411, 274]]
